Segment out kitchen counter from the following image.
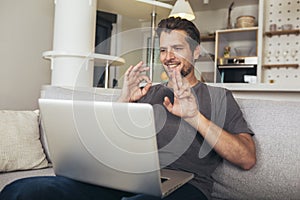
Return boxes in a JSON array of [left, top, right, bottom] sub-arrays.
[[207, 83, 300, 92], [207, 83, 300, 101], [42, 83, 300, 102]]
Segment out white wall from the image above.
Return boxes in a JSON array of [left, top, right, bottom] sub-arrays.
[[0, 0, 54, 110], [116, 17, 145, 87]]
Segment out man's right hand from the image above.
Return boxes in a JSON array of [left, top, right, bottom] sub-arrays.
[[118, 61, 152, 102]]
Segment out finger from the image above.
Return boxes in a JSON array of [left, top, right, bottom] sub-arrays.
[[177, 84, 191, 98], [131, 61, 144, 73], [136, 74, 151, 84], [174, 69, 183, 88], [125, 65, 135, 77], [130, 63, 151, 81], [172, 70, 183, 98], [126, 62, 143, 78], [172, 71, 179, 92], [141, 82, 152, 96], [139, 65, 150, 72], [163, 97, 173, 112], [181, 77, 192, 90]]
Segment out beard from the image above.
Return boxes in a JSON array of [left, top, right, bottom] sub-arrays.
[[180, 66, 193, 77]]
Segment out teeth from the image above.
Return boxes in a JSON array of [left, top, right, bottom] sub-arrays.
[[168, 64, 177, 68]]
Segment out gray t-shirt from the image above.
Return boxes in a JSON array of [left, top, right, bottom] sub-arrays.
[[138, 82, 253, 199]]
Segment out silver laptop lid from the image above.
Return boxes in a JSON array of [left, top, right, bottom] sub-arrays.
[[39, 99, 163, 196]]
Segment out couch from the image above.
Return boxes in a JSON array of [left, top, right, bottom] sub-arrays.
[[1, 86, 299, 200]]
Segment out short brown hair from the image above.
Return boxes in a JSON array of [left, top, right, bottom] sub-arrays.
[[156, 17, 200, 51]]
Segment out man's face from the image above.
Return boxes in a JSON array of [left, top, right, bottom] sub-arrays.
[[159, 30, 196, 77]]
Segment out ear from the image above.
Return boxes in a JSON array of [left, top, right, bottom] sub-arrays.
[[193, 45, 201, 60]]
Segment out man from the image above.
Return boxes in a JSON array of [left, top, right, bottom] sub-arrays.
[[118, 17, 256, 200], [0, 17, 256, 200]]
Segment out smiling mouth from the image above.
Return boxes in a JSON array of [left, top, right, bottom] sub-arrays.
[[166, 63, 180, 68]]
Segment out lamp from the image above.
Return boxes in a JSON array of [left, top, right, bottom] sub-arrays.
[[203, 0, 209, 4], [169, 0, 195, 21]]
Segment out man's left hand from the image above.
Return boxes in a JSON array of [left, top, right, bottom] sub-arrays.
[[163, 69, 199, 119]]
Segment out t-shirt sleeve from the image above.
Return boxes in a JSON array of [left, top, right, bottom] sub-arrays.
[[223, 90, 254, 136]]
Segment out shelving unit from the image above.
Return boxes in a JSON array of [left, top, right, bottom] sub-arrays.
[[261, 0, 300, 85], [215, 27, 258, 59], [214, 27, 259, 83]]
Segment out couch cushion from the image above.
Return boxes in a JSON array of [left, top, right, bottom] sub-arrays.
[[0, 167, 55, 191], [0, 110, 49, 172], [211, 99, 300, 200]]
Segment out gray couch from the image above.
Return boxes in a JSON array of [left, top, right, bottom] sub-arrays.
[[1, 86, 299, 200]]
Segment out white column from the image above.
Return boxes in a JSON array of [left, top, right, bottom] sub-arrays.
[[48, 0, 97, 87]]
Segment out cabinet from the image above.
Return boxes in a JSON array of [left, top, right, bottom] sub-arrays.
[[214, 27, 258, 83]]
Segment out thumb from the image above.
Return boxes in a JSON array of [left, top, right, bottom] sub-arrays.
[[163, 96, 173, 112]]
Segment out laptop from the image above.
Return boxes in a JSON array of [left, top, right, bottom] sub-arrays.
[[39, 98, 194, 198]]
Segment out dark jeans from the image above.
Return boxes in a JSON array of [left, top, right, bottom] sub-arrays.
[[0, 176, 208, 200]]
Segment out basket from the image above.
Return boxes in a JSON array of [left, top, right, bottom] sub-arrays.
[[236, 15, 255, 28]]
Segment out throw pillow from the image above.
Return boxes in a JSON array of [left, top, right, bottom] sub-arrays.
[[0, 110, 49, 172]]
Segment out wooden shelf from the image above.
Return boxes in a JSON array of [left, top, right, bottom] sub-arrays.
[[262, 64, 299, 69], [217, 27, 259, 33], [201, 35, 215, 42], [196, 54, 215, 62], [196, 56, 213, 62], [264, 29, 300, 37]]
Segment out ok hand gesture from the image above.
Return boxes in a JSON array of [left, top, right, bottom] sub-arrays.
[[118, 61, 152, 102]]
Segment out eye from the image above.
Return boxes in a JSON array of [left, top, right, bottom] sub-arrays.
[[174, 47, 183, 51], [160, 48, 166, 53]]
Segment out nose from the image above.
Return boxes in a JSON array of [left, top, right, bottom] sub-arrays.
[[166, 50, 175, 60]]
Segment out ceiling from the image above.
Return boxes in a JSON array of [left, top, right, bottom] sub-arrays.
[[97, 0, 259, 22]]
